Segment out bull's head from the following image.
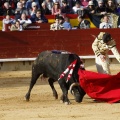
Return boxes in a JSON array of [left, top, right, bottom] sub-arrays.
[[69, 83, 86, 102]]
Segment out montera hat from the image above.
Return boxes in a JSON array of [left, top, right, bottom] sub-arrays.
[[102, 33, 112, 43]]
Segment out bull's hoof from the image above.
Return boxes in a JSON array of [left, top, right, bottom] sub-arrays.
[[24, 96, 29, 101], [60, 95, 64, 101], [75, 99, 82, 103], [60, 100, 71, 105], [53, 91, 58, 99], [53, 94, 58, 99], [64, 102, 71, 105], [25, 93, 30, 101]]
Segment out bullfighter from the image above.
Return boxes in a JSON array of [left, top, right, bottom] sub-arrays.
[[92, 32, 120, 74]]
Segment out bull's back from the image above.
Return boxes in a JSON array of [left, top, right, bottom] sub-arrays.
[[33, 50, 80, 78], [36, 51, 70, 70]]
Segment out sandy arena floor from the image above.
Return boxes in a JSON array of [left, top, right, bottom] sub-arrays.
[[0, 68, 120, 120]]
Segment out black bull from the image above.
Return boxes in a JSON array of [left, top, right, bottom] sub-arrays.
[[25, 51, 86, 104]]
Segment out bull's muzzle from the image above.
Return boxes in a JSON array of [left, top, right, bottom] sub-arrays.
[[69, 82, 85, 103]]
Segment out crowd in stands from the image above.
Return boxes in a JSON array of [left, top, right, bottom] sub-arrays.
[[1, 0, 120, 31]]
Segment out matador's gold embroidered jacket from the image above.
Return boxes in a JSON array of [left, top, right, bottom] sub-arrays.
[[92, 32, 120, 62]]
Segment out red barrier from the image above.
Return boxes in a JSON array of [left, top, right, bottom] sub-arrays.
[[0, 29, 120, 58]]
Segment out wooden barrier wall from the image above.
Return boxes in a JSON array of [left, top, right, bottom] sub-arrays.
[[0, 28, 120, 59]]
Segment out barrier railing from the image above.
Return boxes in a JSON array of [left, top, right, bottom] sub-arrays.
[[0, 55, 115, 62]]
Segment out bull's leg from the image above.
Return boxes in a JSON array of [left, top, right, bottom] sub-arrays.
[[59, 94, 65, 103], [25, 66, 41, 101], [48, 78, 58, 99], [58, 80, 70, 105]]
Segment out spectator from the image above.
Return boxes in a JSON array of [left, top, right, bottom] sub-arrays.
[[95, 0, 107, 15], [59, 15, 65, 25], [50, 15, 64, 30], [1, 2, 15, 16], [116, 1, 120, 15], [30, 10, 48, 23], [15, 2, 29, 20], [29, 2, 38, 16], [92, 32, 120, 74], [52, 0, 62, 7], [77, 15, 90, 29], [85, 1, 95, 15], [13, 0, 19, 9], [2, 15, 15, 31], [72, 1, 84, 15], [81, 0, 89, 8], [68, 0, 81, 9], [92, 0, 98, 7], [1, 0, 16, 9], [51, 2, 62, 15], [106, 0, 117, 13], [99, 15, 113, 28], [19, 0, 27, 7], [61, 0, 71, 14], [63, 17, 72, 29], [18, 13, 32, 29], [25, 0, 40, 10], [44, 0, 53, 13], [41, 2, 51, 15], [9, 0, 16, 9], [10, 20, 23, 31]]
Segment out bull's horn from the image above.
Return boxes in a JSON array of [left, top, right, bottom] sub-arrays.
[[69, 83, 80, 95]]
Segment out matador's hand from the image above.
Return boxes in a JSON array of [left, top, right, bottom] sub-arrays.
[[100, 55, 106, 62]]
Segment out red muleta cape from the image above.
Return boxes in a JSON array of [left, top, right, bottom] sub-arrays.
[[78, 70, 120, 103]]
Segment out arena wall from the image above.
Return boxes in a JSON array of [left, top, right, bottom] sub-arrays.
[[0, 28, 120, 71]]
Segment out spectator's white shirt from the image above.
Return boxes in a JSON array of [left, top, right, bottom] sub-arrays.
[[18, 25, 23, 31], [45, 1, 53, 11], [29, 9, 36, 16], [99, 22, 113, 29], [72, 6, 84, 13], [18, 19, 32, 24], [2, 18, 15, 31], [3, 18, 14, 24]]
